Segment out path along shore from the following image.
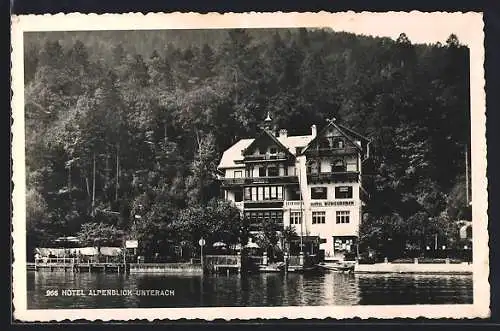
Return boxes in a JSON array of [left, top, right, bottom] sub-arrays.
[[354, 262, 473, 274]]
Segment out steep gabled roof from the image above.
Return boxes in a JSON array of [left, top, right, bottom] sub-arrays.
[[242, 129, 294, 157], [217, 133, 315, 170], [301, 120, 369, 155], [218, 138, 253, 169], [337, 123, 370, 143]]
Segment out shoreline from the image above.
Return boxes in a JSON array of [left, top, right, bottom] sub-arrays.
[[354, 262, 473, 275]]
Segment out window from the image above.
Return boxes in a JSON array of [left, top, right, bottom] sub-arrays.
[[312, 211, 326, 224], [269, 147, 277, 154], [307, 160, 319, 174], [289, 188, 300, 200], [335, 186, 353, 199], [264, 186, 270, 200], [245, 167, 253, 178], [319, 137, 330, 149], [336, 211, 350, 224], [290, 211, 302, 224], [259, 167, 266, 177], [244, 187, 251, 200], [270, 186, 277, 199], [331, 159, 346, 172], [332, 138, 344, 149], [268, 167, 279, 177], [258, 187, 264, 201], [334, 237, 355, 252], [234, 189, 243, 202], [311, 187, 327, 200], [346, 159, 358, 172], [245, 186, 284, 201], [246, 211, 283, 229], [234, 170, 242, 178]]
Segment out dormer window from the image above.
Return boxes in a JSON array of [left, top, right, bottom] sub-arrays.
[[332, 138, 344, 149], [269, 147, 277, 155]]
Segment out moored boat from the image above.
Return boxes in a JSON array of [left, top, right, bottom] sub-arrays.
[[259, 262, 286, 273], [318, 261, 355, 273]]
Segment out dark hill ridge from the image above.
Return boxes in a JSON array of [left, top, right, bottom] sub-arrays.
[[23, 27, 470, 260]]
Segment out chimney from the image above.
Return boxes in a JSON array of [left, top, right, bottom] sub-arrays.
[[311, 124, 317, 138], [279, 128, 288, 139]]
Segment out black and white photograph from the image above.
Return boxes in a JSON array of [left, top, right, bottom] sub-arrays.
[[11, 12, 488, 320]]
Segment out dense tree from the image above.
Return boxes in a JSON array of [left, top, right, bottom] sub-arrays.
[[24, 29, 471, 259]]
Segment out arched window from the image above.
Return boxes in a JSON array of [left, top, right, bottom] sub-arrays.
[[331, 159, 346, 172]]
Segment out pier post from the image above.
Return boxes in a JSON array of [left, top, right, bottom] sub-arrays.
[[284, 253, 289, 273], [263, 252, 268, 266], [414, 258, 418, 264], [299, 252, 304, 266], [237, 251, 242, 274]]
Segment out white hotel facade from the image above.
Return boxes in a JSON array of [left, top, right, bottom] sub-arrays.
[[218, 115, 370, 260]]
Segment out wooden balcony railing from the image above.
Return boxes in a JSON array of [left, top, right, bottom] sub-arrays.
[[305, 147, 358, 157], [307, 171, 360, 183], [221, 176, 299, 187], [220, 178, 245, 187], [244, 152, 287, 162], [244, 176, 299, 185]]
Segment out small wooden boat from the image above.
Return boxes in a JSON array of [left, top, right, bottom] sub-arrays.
[[318, 262, 355, 273], [259, 262, 285, 273], [286, 264, 319, 273]]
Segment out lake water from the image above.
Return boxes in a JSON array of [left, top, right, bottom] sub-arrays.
[[27, 271, 473, 309]]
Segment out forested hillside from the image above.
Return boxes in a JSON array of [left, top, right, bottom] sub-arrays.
[[24, 28, 471, 258]]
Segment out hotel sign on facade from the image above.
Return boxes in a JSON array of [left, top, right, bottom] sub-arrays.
[[286, 200, 356, 207]]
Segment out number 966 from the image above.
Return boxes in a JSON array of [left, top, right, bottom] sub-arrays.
[[45, 289, 59, 296]]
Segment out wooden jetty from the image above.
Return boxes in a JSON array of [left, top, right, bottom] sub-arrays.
[[205, 255, 242, 274], [30, 257, 127, 273]]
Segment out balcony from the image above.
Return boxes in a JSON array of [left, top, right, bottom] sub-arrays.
[[244, 176, 299, 185], [220, 178, 245, 187], [285, 200, 304, 207], [307, 171, 360, 183], [244, 152, 287, 162], [249, 222, 284, 232], [304, 146, 358, 157], [221, 176, 299, 187], [244, 201, 284, 209]]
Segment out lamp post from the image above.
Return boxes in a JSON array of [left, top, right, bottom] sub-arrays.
[[199, 238, 206, 273], [132, 214, 141, 257]]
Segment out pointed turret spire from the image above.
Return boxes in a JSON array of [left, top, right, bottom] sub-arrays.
[[263, 111, 272, 130]]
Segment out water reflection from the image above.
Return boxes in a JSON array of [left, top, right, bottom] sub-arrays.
[[27, 271, 472, 309]]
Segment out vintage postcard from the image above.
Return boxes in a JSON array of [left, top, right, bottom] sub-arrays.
[[11, 12, 489, 321]]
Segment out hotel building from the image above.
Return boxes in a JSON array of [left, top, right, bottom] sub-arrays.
[[217, 114, 371, 260]]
